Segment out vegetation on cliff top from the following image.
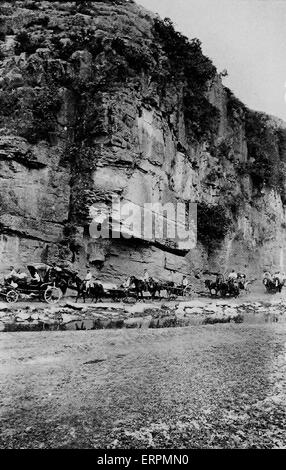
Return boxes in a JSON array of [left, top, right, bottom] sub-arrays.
[[1, 0, 286, 238], [243, 111, 286, 195], [152, 17, 220, 143], [0, 3, 229, 148], [225, 87, 286, 197]]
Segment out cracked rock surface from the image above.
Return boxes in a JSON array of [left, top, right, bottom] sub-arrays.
[[0, 1, 286, 284]]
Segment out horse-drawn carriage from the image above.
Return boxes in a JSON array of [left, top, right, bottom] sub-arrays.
[[0, 264, 62, 304], [165, 283, 192, 299], [205, 272, 256, 298], [122, 276, 191, 300], [97, 282, 126, 301], [1, 264, 192, 304], [205, 275, 241, 298]]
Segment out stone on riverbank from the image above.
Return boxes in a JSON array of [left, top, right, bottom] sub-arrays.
[[1, 298, 286, 332]]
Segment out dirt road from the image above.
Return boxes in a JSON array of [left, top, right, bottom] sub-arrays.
[[1, 323, 286, 448]]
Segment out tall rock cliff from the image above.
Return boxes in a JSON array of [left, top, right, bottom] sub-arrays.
[[1, 0, 286, 283]]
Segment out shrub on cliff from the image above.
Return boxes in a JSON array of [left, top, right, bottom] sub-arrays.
[[21, 1, 40, 9], [111, 37, 154, 74], [153, 18, 219, 142], [226, 87, 246, 123], [197, 202, 233, 254], [19, 87, 62, 144], [184, 93, 220, 142], [63, 143, 98, 172], [72, 0, 135, 11], [277, 128, 286, 162], [245, 111, 284, 191], [14, 31, 43, 55], [26, 16, 50, 28], [51, 28, 104, 61], [153, 18, 216, 88], [0, 90, 19, 117]]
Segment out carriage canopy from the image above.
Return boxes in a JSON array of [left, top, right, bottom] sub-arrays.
[[27, 264, 52, 279]]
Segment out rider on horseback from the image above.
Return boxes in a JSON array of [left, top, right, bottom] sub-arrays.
[[142, 269, 150, 291], [273, 271, 284, 292], [84, 269, 93, 294], [274, 271, 283, 284], [228, 270, 238, 282], [122, 276, 132, 288], [263, 270, 272, 282], [237, 273, 247, 290], [182, 275, 189, 287], [142, 269, 150, 283], [181, 275, 191, 296]]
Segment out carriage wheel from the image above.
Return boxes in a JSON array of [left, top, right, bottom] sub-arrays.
[[44, 287, 62, 304], [6, 290, 19, 304]]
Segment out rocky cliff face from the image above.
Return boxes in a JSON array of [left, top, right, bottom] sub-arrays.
[[1, 0, 286, 283]]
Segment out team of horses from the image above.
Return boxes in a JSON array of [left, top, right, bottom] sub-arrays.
[[263, 276, 285, 293], [205, 273, 285, 298], [205, 278, 240, 298], [44, 269, 284, 303], [11, 265, 283, 304], [43, 269, 105, 303], [46, 269, 186, 303], [204, 274, 253, 298], [127, 276, 180, 300]]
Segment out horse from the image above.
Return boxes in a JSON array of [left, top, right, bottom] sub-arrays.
[[147, 279, 176, 299], [205, 279, 220, 297], [162, 281, 175, 299], [263, 277, 284, 294], [205, 278, 239, 298], [148, 278, 162, 299], [42, 266, 70, 295], [66, 273, 104, 303], [238, 277, 255, 294], [128, 276, 146, 300], [89, 282, 105, 303], [226, 279, 240, 298]]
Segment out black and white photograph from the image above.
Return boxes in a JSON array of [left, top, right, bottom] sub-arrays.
[[0, 0, 286, 454]]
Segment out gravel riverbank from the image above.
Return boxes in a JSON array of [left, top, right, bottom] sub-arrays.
[[0, 323, 286, 448]]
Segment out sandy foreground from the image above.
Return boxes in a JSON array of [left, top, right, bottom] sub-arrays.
[[0, 320, 286, 449]]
